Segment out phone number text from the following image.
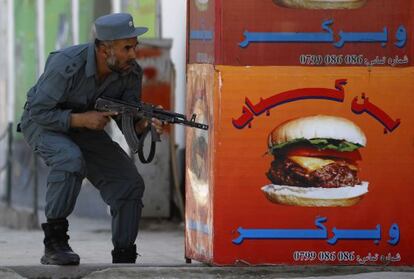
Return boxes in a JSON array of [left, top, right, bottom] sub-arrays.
[[299, 54, 409, 66], [293, 251, 401, 264], [300, 54, 364, 65]]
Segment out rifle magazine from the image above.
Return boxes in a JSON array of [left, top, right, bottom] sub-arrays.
[[122, 113, 140, 153]]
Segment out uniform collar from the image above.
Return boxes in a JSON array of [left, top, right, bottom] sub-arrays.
[[85, 42, 96, 77]]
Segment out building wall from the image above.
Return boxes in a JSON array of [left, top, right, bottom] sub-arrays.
[[161, 0, 187, 149], [2, 0, 178, 219], [0, 0, 9, 198]]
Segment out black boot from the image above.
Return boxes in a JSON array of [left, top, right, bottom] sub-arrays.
[[40, 219, 80, 265], [112, 244, 138, 264]]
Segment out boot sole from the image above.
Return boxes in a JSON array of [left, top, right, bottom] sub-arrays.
[[41, 255, 80, 265]]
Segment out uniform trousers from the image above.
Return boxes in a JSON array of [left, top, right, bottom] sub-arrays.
[[22, 121, 145, 249]]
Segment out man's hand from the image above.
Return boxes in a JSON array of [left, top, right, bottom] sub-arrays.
[[70, 111, 118, 130], [134, 106, 165, 135]]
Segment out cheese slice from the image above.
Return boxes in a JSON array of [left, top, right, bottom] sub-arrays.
[[289, 156, 357, 172]]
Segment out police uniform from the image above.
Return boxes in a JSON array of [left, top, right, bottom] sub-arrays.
[[20, 13, 148, 264]]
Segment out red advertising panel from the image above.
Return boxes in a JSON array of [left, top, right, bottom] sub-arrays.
[[188, 0, 412, 66], [187, 0, 216, 64], [185, 64, 414, 265]]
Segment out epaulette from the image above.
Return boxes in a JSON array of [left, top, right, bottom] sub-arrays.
[[57, 56, 84, 78], [47, 44, 88, 78]]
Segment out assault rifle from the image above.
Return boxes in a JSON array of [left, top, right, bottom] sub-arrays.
[[95, 97, 208, 163]]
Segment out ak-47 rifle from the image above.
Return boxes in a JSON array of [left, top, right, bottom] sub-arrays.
[[95, 97, 208, 163]]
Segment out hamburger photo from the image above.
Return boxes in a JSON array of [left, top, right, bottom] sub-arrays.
[[262, 115, 368, 207], [187, 92, 210, 205], [195, 0, 209, 11], [272, 0, 368, 9]]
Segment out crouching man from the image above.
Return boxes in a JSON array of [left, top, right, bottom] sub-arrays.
[[19, 13, 163, 265]]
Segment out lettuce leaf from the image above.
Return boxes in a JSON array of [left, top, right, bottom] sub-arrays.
[[269, 138, 363, 154]]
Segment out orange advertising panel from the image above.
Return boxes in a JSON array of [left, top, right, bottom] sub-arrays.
[[185, 65, 215, 262], [185, 64, 414, 265]]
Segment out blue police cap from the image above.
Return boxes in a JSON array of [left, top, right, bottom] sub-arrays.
[[94, 13, 148, 41]]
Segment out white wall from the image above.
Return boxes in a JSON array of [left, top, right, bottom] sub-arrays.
[[0, 0, 8, 198], [160, 0, 187, 149]]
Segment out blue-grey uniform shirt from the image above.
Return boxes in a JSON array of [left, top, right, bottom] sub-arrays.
[[21, 42, 142, 133]]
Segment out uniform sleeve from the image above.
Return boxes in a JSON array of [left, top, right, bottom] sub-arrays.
[[28, 71, 72, 132]]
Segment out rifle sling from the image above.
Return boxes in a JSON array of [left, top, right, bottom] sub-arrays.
[[122, 113, 156, 164], [137, 125, 156, 164]]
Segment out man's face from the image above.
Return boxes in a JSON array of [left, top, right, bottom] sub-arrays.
[[104, 37, 138, 74]]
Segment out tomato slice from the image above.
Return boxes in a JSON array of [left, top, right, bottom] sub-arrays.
[[282, 145, 362, 162]]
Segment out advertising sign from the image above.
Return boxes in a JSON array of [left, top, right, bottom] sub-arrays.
[[188, 0, 412, 66], [188, 0, 215, 64], [185, 65, 215, 262], [186, 0, 413, 266], [186, 65, 414, 265]]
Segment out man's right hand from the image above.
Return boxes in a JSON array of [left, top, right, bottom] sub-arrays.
[[70, 111, 118, 130]]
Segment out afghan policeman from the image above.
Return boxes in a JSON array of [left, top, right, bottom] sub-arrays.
[[19, 13, 164, 265]]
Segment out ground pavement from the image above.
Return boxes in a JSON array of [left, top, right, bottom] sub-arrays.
[[0, 214, 413, 279]]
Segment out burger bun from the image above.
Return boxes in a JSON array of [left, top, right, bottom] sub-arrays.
[[269, 115, 366, 147], [262, 182, 368, 207], [273, 0, 367, 9]]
